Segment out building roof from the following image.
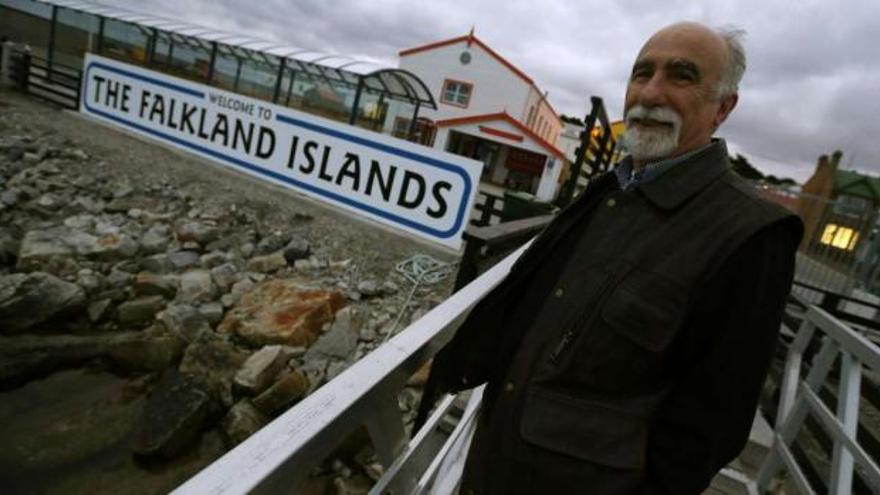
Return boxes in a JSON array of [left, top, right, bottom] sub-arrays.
[[835, 169, 880, 200], [29, 0, 436, 107], [435, 112, 565, 159], [399, 31, 561, 122], [399, 32, 533, 85]]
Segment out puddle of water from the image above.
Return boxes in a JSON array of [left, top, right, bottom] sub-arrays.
[[0, 368, 225, 495]]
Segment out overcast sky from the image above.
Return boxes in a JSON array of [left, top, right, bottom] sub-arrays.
[[111, 0, 880, 183]]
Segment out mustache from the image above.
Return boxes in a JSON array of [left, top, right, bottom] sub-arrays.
[[625, 105, 682, 127]]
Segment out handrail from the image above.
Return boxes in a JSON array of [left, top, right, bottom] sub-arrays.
[[757, 304, 880, 494], [172, 243, 530, 494]]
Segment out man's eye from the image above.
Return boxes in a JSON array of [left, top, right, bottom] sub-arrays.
[[672, 70, 697, 82], [631, 70, 651, 81]]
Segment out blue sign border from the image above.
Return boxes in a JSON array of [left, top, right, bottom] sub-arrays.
[[82, 58, 473, 240]]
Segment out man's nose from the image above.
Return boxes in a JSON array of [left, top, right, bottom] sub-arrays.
[[638, 74, 667, 107]]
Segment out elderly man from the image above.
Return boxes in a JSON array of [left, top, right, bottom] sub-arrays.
[[419, 21, 804, 494]]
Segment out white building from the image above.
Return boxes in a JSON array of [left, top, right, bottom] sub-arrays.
[[396, 31, 566, 200]]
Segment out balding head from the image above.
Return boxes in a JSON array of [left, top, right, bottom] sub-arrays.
[[623, 22, 744, 165]]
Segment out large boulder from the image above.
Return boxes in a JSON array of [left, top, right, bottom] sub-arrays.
[[218, 279, 345, 347], [131, 371, 213, 459], [16, 227, 137, 271], [0, 331, 183, 389], [0, 272, 85, 331]]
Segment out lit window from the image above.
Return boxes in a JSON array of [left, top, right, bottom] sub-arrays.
[[440, 79, 473, 107], [820, 224, 860, 250]]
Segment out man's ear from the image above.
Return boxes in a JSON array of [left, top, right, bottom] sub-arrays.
[[714, 93, 738, 127]]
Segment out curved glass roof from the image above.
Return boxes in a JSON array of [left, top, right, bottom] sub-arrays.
[[36, 0, 437, 108]]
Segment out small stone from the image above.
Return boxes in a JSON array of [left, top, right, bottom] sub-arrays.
[[68, 148, 88, 161], [210, 262, 240, 291], [63, 214, 96, 230], [117, 295, 166, 324], [105, 269, 132, 288], [76, 269, 102, 293], [22, 151, 41, 164], [200, 251, 227, 269], [157, 304, 210, 342], [0, 189, 20, 206], [381, 281, 399, 295], [140, 254, 175, 274], [365, 462, 384, 482], [282, 236, 311, 263], [233, 345, 290, 395], [87, 298, 113, 323], [246, 252, 287, 273], [239, 242, 254, 259], [252, 368, 309, 416], [356, 280, 382, 297], [332, 459, 353, 478], [255, 232, 289, 255], [176, 220, 220, 245], [198, 301, 224, 325], [141, 225, 171, 254], [36, 193, 60, 210], [168, 251, 201, 271], [177, 270, 217, 304], [85, 233, 139, 261], [326, 361, 348, 381], [305, 307, 366, 360], [221, 400, 267, 447], [133, 273, 179, 298]]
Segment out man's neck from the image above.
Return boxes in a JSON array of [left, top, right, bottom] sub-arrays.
[[632, 141, 713, 171]]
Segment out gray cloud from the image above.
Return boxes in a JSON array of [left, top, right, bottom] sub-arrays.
[[111, 0, 880, 183]]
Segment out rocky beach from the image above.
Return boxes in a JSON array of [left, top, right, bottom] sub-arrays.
[[0, 90, 454, 494]]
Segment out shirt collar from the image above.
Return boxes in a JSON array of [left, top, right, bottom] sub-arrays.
[[614, 139, 732, 210], [615, 142, 714, 191]]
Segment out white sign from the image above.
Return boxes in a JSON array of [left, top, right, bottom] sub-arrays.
[[79, 54, 482, 249]]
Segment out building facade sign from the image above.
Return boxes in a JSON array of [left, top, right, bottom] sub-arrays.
[[80, 54, 481, 250]]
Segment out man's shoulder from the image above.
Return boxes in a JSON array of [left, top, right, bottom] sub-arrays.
[[711, 169, 805, 238]]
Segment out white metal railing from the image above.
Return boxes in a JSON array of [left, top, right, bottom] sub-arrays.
[[757, 296, 880, 494], [172, 244, 529, 494]]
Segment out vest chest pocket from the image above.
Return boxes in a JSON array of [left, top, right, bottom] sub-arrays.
[[599, 269, 688, 352], [548, 269, 687, 389]]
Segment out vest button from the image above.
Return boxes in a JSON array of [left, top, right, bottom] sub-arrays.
[[606, 198, 617, 207], [554, 287, 564, 298], [504, 382, 515, 392]]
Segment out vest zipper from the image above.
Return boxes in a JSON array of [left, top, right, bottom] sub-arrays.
[[548, 274, 616, 364]]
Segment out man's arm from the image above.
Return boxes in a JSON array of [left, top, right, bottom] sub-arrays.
[[643, 221, 799, 494]]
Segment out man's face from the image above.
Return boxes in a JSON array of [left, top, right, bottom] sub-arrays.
[[623, 24, 738, 163]]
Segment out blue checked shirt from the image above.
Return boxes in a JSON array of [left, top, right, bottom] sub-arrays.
[[614, 143, 713, 191]]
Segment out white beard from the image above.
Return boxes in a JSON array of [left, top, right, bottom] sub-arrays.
[[622, 105, 683, 162]]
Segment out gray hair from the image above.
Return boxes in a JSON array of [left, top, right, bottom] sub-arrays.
[[715, 26, 747, 99]]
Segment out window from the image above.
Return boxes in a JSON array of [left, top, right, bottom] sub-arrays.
[[526, 106, 536, 127], [820, 224, 860, 250], [441, 79, 473, 107], [833, 194, 870, 216], [392, 117, 411, 138]]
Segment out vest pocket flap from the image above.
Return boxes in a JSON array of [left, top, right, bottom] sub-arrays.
[[519, 388, 647, 469], [600, 271, 686, 352]]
